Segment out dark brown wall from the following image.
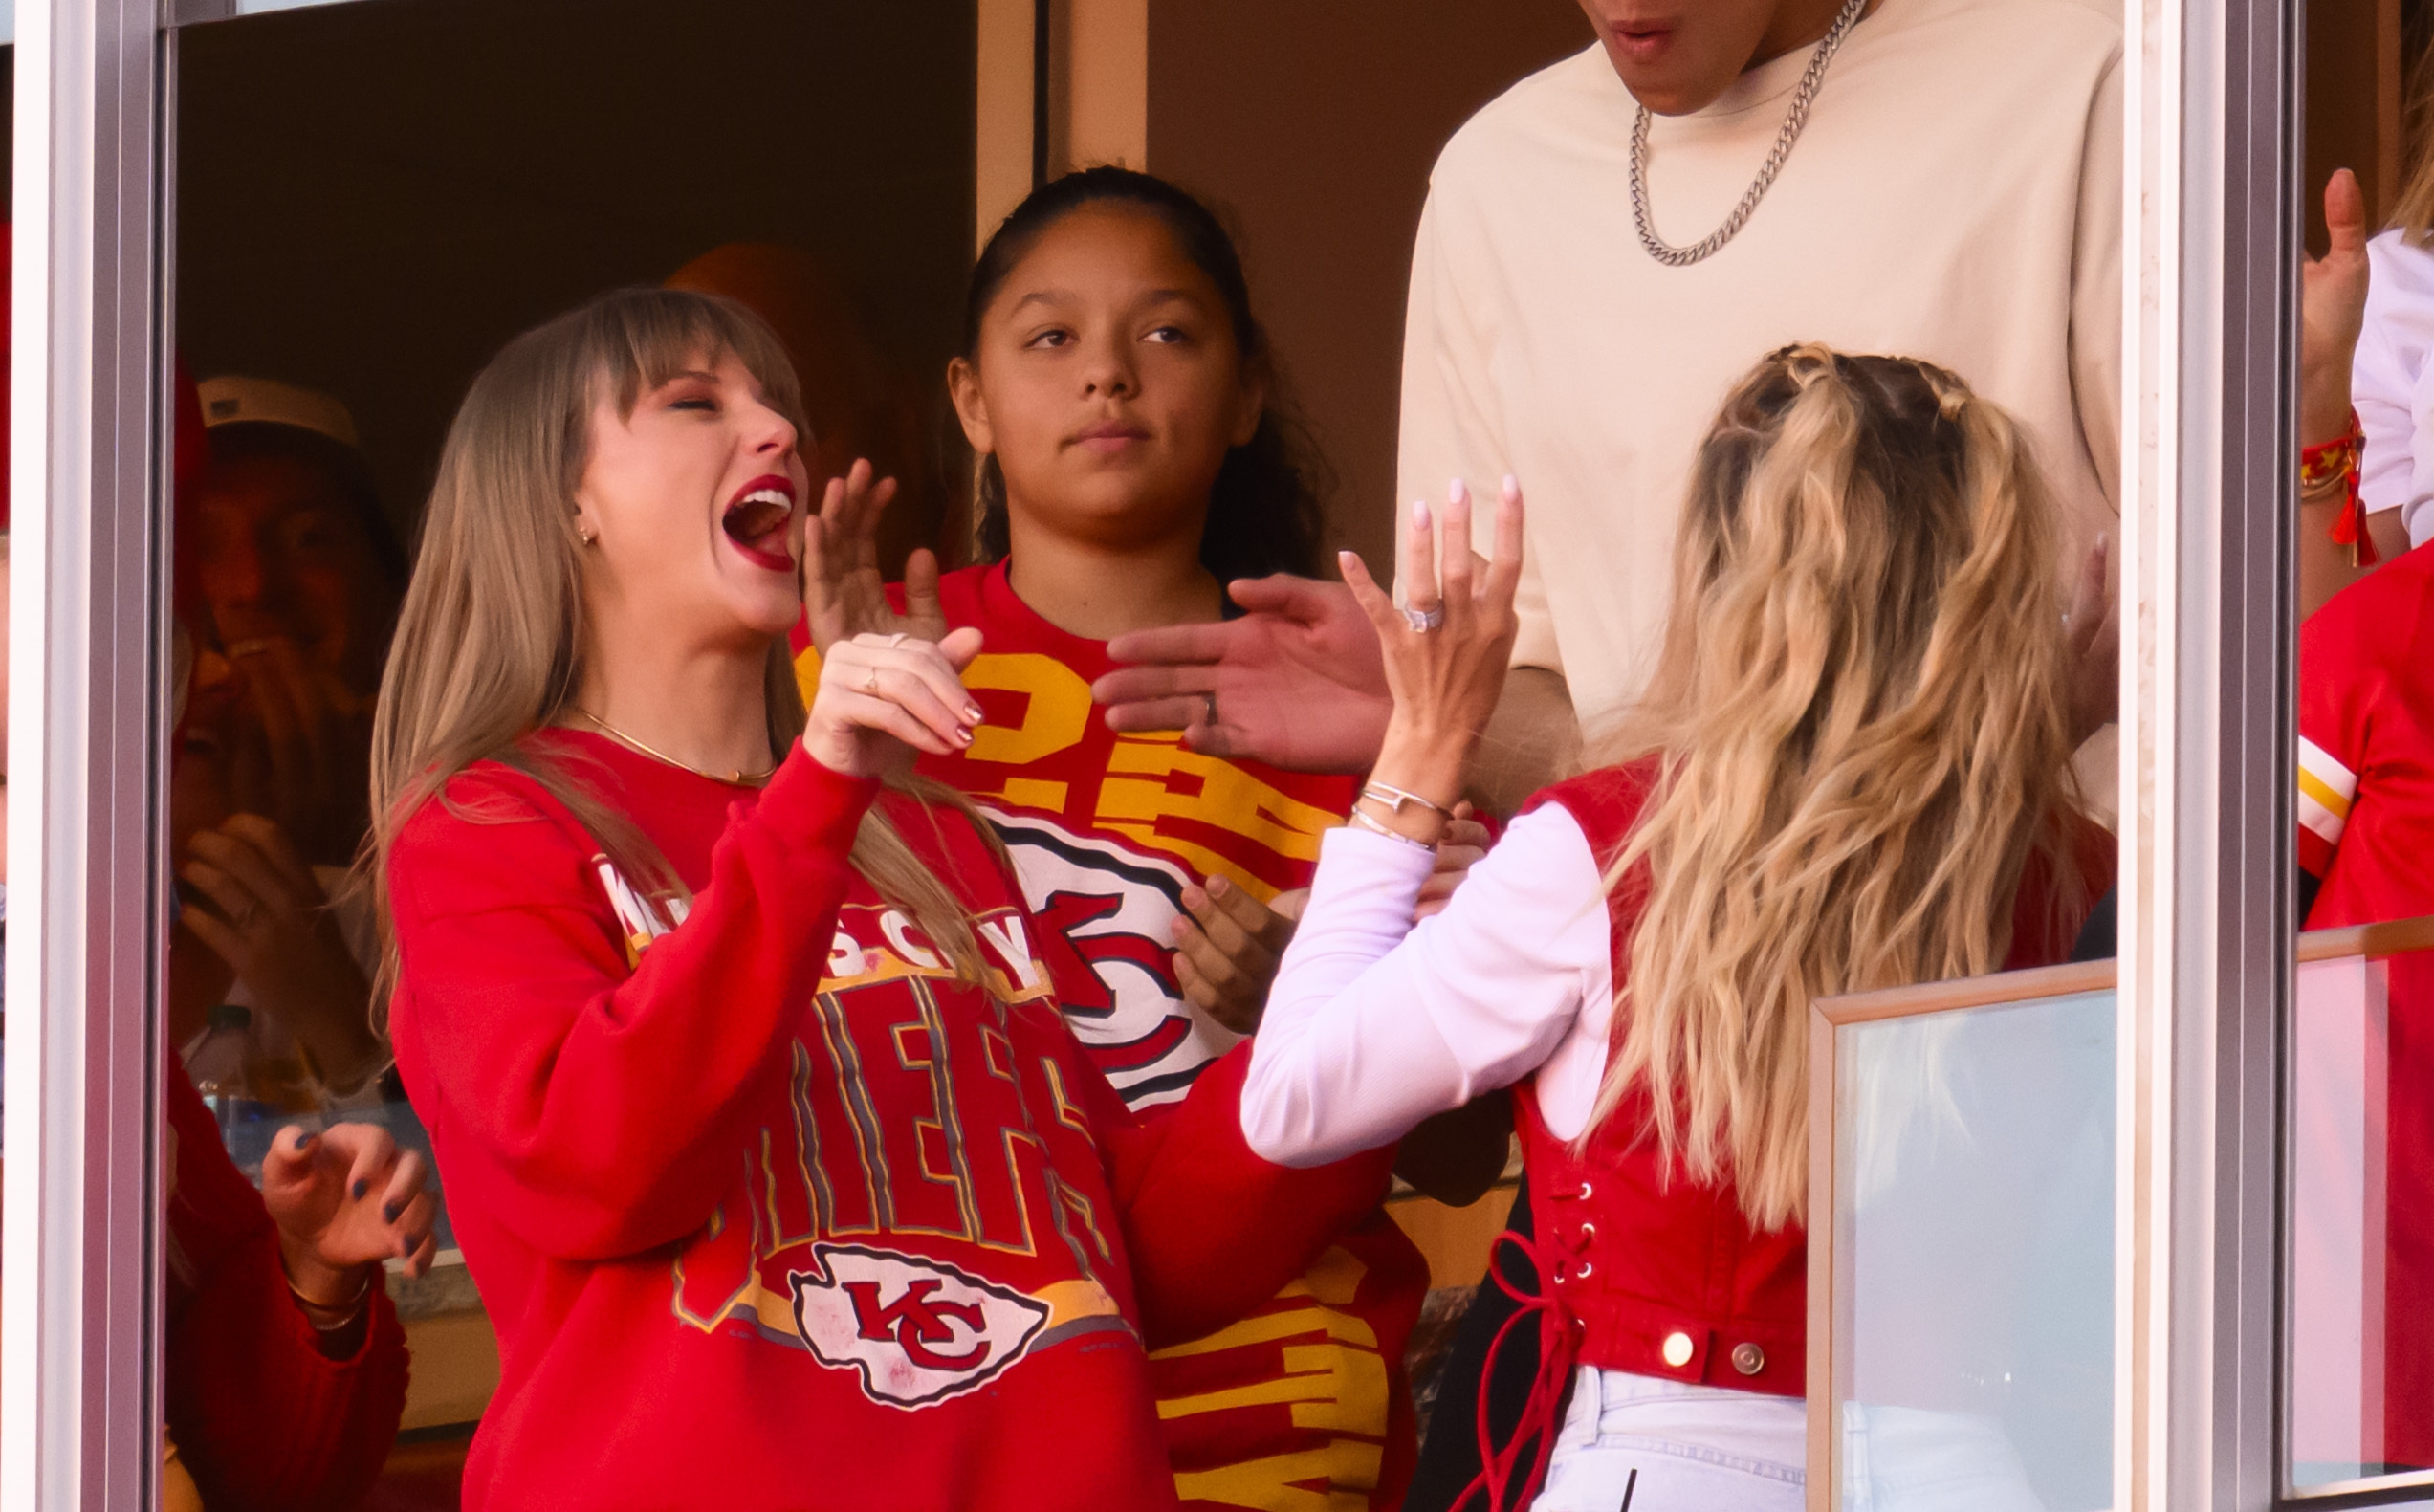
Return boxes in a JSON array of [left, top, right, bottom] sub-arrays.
[[1147, 1, 1594, 577], [2308, 0, 2401, 250], [177, 0, 976, 544]]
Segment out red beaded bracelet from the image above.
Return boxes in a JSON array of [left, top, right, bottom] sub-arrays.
[[2301, 410, 2377, 567]]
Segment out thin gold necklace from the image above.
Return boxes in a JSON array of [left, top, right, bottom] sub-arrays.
[[572, 709, 777, 785]]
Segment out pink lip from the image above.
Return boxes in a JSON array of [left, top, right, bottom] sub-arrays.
[[1610, 21, 1673, 62], [1070, 421, 1151, 455]]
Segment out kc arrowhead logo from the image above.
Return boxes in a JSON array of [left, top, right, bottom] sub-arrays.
[[788, 1244, 1052, 1408]]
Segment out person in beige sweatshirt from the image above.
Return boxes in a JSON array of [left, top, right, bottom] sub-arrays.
[[1096, 0, 2122, 816]]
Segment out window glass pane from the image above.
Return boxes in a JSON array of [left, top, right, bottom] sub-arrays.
[[1834, 988, 2116, 1510], [2289, 932, 2434, 1494], [164, 2, 976, 1501]]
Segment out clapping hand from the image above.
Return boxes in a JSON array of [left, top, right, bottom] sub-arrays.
[[1341, 478, 1525, 822], [804, 628, 988, 778], [800, 458, 948, 653]]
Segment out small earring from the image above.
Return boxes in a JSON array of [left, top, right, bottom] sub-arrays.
[[577, 525, 597, 546]]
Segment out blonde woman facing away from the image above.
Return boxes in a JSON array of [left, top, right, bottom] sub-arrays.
[[1239, 346, 2112, 1511]]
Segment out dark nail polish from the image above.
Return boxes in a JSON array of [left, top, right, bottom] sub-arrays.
[[383, 1200, 403, 1224], [351, 1178, 368, 1200]]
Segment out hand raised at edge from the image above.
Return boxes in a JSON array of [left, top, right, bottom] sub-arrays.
[[1342, 477, 1525, 812], [2301, 166, 2369, 448], [800, 458, 948, 653]]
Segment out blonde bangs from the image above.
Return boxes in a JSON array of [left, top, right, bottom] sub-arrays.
[[365, 287, 989, 1022]]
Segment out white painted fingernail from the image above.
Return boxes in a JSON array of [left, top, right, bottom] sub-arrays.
[[1502, 474, 1519, 495], [1449, 477, 1469, 503], [1413, 499, 1432, 530]]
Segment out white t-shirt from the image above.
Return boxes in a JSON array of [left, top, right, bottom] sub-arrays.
[[1397, 0, 2123, 733], [2352, 229, 2434, 545]]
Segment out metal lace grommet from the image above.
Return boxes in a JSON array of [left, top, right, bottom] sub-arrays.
[[1552, 1259, 1570, 1285], [1576, 1221, 1597, 1247], [1573, 1180, 1593, 1201], [1573, 1260, 1594, 1280]]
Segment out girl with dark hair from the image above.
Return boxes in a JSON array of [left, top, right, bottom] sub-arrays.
[[800, 167, 1502, 1511]]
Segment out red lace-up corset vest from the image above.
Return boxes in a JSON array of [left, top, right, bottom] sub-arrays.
[[1510, 759, 2108, 1402], [1515, 763, 1807, 1396]]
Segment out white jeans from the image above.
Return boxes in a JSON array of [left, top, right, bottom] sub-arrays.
[[1838, 1403, 2046, 1512], [1532, 1367, 1806, 1512], [1530, 1370, 2050, 1512]]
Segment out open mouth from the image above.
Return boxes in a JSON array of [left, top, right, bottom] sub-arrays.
[[721, 474, 799, 573]]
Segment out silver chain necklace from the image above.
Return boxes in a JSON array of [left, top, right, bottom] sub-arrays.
[[1629, 0, 1870, 267]]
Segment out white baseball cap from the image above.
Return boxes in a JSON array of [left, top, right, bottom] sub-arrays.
[[196, 376, 360, 449]]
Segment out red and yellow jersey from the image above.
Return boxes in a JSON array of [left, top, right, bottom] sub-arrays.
[[793, 562, 1427, 1511]]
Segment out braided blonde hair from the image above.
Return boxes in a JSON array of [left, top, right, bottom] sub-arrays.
[[1588, 344, 2087, 1230]]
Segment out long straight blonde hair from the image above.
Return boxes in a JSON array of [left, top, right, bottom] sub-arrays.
[[1589, 345, 2087, 1231], [367, 287, 986, 998]]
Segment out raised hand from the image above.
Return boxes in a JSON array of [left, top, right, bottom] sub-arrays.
[[1342, 479, 1525, 818], [800, 458, 948, 653], [804, 627, 987, 778], [221, 636, 375, 867], [261, 1119, 438, 1328], [1093, 575, 1392, 773], [179, 814, 384, 1093], [2302, 167, 2368, 448]]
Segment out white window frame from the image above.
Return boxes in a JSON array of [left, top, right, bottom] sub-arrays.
[[0, 0, 2344, 1508]]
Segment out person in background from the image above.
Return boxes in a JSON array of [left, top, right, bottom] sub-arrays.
[[1242, 347, 2109, 1510], [371, 286, 1392, 1510], [2292, 163, 2434, 1470], [1094, 9, 2123, 1495], [1096, 0, 2121, 809], [0, 275, 430, 1507], [172, 377, 408, 1098], [802, 165, 1501, 1512]]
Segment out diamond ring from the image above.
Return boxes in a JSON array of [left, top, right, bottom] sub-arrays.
[[1404, 603, 1445, 633]]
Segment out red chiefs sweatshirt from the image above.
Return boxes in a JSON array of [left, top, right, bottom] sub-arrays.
[[384, 733, 1392, 1510]]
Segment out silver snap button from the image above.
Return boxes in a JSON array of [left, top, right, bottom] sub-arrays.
[[1731, 1342, 1765, 1376], [1661, 1331, 1695, 1369]]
